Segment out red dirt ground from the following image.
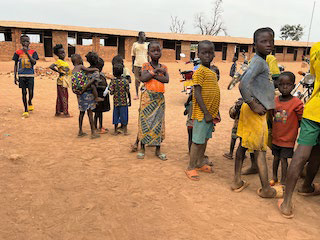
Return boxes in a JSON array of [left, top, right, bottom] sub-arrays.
[[0, 59, 319, 240]]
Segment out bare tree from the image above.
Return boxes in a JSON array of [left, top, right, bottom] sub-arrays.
[[194, 0, 227, 36], [280, 24, 304, 41], [169, 16, 185, 33]]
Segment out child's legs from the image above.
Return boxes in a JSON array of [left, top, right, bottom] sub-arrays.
[[229, 138, 237, 155], [79, 111, 85, 133], [196, 139, 208, 167], [119, 106, 129, 126], [232, 143, 247, 187], [21, 88, 28, 112], [91, 85, 99, 99], [301, 145, 320, 191], [280, 158, 288, 185], [134, 66, 141, 96], [94, 112, 98, 129], [272, 155, 280, 181], [188, 143, 203, 170], [27, 77, 34, 105], [187, 127, 193, 153], [98, 112, 103, 129], [87, 109, 95, 134]]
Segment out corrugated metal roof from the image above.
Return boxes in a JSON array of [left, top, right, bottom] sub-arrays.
[[0, 20, 313, 47]]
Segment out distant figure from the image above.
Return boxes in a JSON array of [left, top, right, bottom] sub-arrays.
[[13, 34, 39, 118], [49, 44, 72, 117], [131, 31, 149, 100], [229, 57, 238, 78], [112, 55, 132, 83]]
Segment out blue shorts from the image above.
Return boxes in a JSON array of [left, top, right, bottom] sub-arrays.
[[192, 120, 214, 144], [113, 106, 128, 125]]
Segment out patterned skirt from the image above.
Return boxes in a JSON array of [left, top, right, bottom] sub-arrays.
[[77, 91, 96, 112], [56, 85, 69, 114], [138, 90, 165, 146]]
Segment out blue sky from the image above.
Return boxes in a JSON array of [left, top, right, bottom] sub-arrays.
[[1, 0, 319, 42]]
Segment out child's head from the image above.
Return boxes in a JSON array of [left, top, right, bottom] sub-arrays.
[[148, 41, 162, 61], [53, 44, 66, 60], [232, 56, 238, 62], [138, 31, 146, 42], [278, 71, 295, 96], [198, 40, 215, 66], [71, 54, 83, 66], [112, 55, 124, 66], [20, 34, 30, 48], [85, 51, 99, 67], [97, 57, 104, 72], [113, 63, 124, 78], [253, 27, 274, 57]]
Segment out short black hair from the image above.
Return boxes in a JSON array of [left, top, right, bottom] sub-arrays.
[[279, 71, 295, 84], [113, 63, 124, 77], [53, 44, 64, 55], [20, 34, 29, 40], [112, 55, 123, 65], [138, 31, 145, 37], [97, 57, 104, 72], [71, 54, 82, 65], [85, 51, 99, 66], [253, 27, 274, 43], [198, 40, 214, 53], [148, 41, 161, 51]]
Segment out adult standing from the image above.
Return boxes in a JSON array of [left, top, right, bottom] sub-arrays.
[[131, 31, 149, 100]]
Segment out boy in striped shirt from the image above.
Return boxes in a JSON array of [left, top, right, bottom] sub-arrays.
[[185, 40, 220, 181]]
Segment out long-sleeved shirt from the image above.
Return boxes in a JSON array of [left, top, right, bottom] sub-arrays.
[[239, 54, 275, 110]]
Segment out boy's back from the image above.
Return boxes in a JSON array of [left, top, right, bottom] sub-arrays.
[[192, 65, 220, 121], [109, 78, 129, 106]]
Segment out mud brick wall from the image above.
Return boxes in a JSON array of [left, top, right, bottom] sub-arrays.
[[0, 42, 15, 60], [98, 46, 118, 62], [125, 37, 137, 61], [52, 31, 68, 57], [226, 44, 237, 62], [181, 41, 191, 61]]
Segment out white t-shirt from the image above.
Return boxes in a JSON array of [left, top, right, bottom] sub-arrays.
[[131, 42, 149, 67]]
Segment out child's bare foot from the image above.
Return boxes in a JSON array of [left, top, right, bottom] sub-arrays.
[[112, 130, 120, 136], [278, 199, 294, 219], [95, 97, 104, 102], [242, 167, 258, 175], [61, 113, 72, 118], [55, 113, 61, 117], [91, 133, 100, 139], [98, 128, 108, 134], [78, 132, 88, 137], [231, 180, 249, 192], [203, 155, 213, 166], [223, 153, 233, 160], [256, 187, 277, 198], [131, 143, 138, 152]]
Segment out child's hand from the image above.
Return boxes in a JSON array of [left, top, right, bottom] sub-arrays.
[[22, 46, 28, 53], [204, 113, 213, 123], [14, 76, 18, 85], [184, 109, 188, 115], [248, 100, 266, 115], [128, 101, 131, 107]]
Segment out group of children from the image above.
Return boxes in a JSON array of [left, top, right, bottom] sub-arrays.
[[12, 30, 320, 219]]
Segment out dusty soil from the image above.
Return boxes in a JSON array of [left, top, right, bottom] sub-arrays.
[[0, 59, 319, 240]]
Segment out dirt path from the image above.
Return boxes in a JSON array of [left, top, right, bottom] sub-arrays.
[[0, 60, 319, 240]]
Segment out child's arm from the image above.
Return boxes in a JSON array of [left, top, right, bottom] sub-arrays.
[[194, 85, 213, 123], [126, 83, 131, 107], [23, 48, 37, 65], [80, 65, 99, 72], [239, 59, 266, 115], [295, 100, 304, 127], [49, 64, 63, 74], [13, 61, 18, 85], [154, 67, 169, 83]]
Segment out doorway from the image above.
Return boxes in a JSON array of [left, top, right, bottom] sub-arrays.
[[176, 41, 181, 60], [294, 49, 298, 61], [118, 37, 125, 59], [44, 38, 53, 57], [222, 45, 227, 60]]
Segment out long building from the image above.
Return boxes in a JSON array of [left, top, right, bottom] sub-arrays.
[[0, 20, 312, 62]]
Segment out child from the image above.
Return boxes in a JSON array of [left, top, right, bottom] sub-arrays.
[[184, 92, 193, 152], [230, 57, 238, 78], [112, 55, 132, 83], [109, 63, 131, 135], [270, 72, 304, 186], [231, 28, 280, 198], [70, 53, 104, 102], [93, 57, 111, 134], [278, 43, 320, 218], [185, 40, 220, 180], [49, 44, 71, 117], [137, 41, 169, 160], [13, 34, 39, 118]]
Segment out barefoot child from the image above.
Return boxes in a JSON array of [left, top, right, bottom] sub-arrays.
[[93, 57, 111, 134], [185, 40, 220, 180], [70, 53, 104, 103], [278, 42, 320, 218], [109, 63, 131, 135], [13, 34, 39, 118], [231, 28, 281, 198], [270, 72, 303, 186], [137, 41, 169, 160], [49, 44, 72, 117]]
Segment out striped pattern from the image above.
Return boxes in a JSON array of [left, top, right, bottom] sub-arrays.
[[192, 65, 220, 121]]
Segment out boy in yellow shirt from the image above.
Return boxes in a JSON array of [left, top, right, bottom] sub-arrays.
[[278, 42, 320, 218], [185, 40, 220, 180]]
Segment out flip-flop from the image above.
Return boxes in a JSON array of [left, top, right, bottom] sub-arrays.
[[131, 143, 139, 152], [196, 164, 213, 173], [223, 153, 233, 160], [297, 183, 320, 196], [28, 105, 34, 111], [99, 128, 108, 134], [22, 112, 29, 118], [137, 152, 145, 159], [232, 180, 249, 192], [156, 153, 167, 161], [257, 185, 284, 198], [185, 169, 200, 181], [277, 199, 294, 219]]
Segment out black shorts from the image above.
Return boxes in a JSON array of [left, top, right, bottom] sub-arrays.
[[272, 144, 294, 159], [19, 77, 34, 89]]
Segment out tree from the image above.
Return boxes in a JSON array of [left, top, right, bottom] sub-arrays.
[[169, 16, 185, 34], [194, 0, 227, 36], [280, 24, 304, 41]]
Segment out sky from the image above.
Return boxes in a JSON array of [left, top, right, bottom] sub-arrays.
[[1, 0, 319, 42]]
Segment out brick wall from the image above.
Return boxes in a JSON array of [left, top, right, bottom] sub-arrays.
[[29, 43, 44, 59], [181, 41, 191, 61], [0, 42, 15, 60], [98, 46, 118, 62], [214, 52, 223, 61], [226, 44, 236, 62], [52, 31, 68, 57], [125, 37, 137, 61]]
